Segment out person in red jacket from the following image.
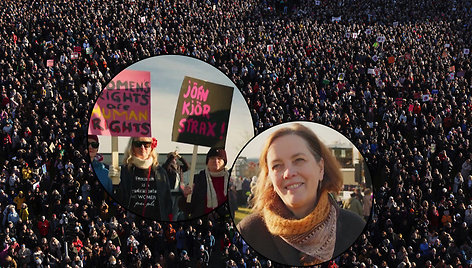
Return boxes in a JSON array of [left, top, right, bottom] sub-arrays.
[[37, 216, 50, 237]]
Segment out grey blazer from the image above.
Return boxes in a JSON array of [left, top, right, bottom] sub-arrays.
[[237, 199, 366, 266]]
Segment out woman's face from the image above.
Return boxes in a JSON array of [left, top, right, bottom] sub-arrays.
[[132, 138, 153, 160], [207, 156, 225, 172], [266, 134, 324, 218], [88, 138, 98, 160]]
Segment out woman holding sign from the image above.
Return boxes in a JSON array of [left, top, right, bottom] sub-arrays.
[[180, 148, 229, 219], [237, 124, 365, 266], [112, 137, 173, 221]]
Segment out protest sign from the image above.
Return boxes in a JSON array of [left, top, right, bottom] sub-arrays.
[[331, 16, 341, 22], [422, 94, 430, 102], [372, 55, 379, 61], [376, 36, 386, 43], [86, 47, 93, 55], [352, 32, 358, 39], [432, 89, 439, 94], [172, 76, 234, 148], [140, 16, 146, 23], [74, 46, 81, 52], [47, 59, 54, 67], [408, 104, 414, 112], [337, 73, 345, 81], [345, 32, 351, 39], [464, 48, 470, 55], [373, 42, 379, 48], [315, 0, 320, 5], [267, 44, 274, 53], [445, 44, 450, 48], [365, 29, 372, 35], [88, 70, 151, 137], [393, 21, 398, 27], [367, 68, 375, 74], [388, 56, 395, 64], [71, 52, 79, 60]]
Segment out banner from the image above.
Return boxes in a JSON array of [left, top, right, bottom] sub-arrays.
[[331, 16, 341, 22], [88, 70, 151, 137], [172, 76, 234, 148]]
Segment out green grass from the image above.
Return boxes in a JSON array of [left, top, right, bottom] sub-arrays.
[[233, 206, 252, 225]]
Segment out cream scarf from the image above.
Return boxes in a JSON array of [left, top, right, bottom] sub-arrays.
[[131, 156, 154, 169], [205, 167, 228, 209], [262, 190, 338, 265]]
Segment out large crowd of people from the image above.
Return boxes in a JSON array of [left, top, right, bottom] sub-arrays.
[[0, 0, 471, 267]]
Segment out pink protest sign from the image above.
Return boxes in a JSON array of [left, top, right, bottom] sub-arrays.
[[88, 70, 151, 137], [47, 59, 54, 67]]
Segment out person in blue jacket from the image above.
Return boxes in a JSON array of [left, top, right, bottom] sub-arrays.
[[88, 135, 112, 194]]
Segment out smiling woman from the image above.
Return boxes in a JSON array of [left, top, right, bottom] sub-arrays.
[[237, 123, 366, 266]]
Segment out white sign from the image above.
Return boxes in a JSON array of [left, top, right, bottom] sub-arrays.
[[464, 48, 470, 55], [365, 29, 372, 35], [372, 55, 379, 62], [376, 36, 386, 43], [140, 16, 146, 23], [315, 0, 321, 5], [352, 33, 358, 39]]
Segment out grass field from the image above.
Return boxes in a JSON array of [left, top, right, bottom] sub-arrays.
[[233, 206, 252, 225]]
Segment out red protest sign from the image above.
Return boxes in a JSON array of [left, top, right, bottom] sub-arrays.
[[88, 70, 151, 137], [388, 56, 395, 64], [172, 76, 234, 148]]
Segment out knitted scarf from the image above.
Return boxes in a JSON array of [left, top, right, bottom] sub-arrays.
[[205, 167, 228, 209], [262, 190, 338, 266], [131, 156, 154, 169]]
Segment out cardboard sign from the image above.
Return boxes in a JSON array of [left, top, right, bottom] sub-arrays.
[[89, 70, 151, 137], [47, 59, 54, 67], [172, 76, 234, 148]]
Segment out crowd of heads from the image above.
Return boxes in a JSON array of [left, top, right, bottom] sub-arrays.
[[0, 0, 470, 267]]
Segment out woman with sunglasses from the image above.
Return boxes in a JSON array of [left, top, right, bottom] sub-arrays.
[[88, 135, 112, 194], [112, 137, 173, 221]]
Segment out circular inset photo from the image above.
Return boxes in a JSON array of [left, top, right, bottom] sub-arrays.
[[229, 122, 372, 266], [87, 55, 254, 221]]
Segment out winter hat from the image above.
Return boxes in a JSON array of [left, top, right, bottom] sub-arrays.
[[206, 148, 227, 164]]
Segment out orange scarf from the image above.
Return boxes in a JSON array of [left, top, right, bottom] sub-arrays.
[[262, 190, 338, 265]]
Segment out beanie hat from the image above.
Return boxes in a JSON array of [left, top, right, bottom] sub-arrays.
[[206, 148, 227, 164]]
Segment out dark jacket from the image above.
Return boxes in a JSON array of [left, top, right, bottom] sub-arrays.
[[179, 170, 208, 219], [113, 165, 172, 220], [237, 196, 366, 266], [179, 169, 227, 219]]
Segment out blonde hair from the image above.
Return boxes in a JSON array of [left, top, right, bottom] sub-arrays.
[[123, 137, 158, 168], [251, 123, 343, 213]]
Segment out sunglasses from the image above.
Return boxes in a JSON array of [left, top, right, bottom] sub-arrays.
[[132, 141, 152, 148], [89, 142, 99, 148]]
